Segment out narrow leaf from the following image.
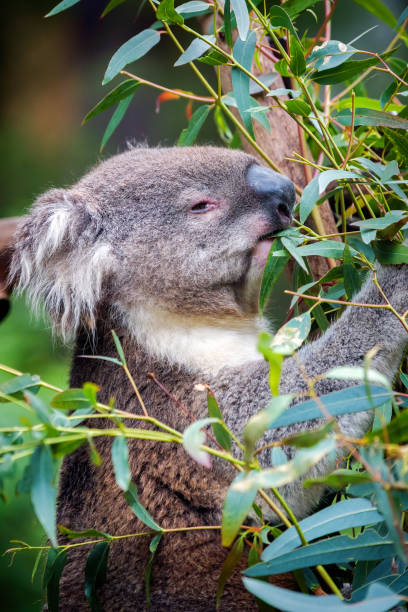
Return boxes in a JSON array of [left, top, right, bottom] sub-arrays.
[[259, 238, 290, 313], [261, 498, 382, 561], [243, 579, 402, 611], [84, 542, 110, 611], [268, 385, 392, 429], [372, 241, 408, 264], [31, 446, 58, 547], [174, 35, 215, 67], [44, 549, 67, 612], [299, 175, 319, 224], [83, 80, 140, 123], [46, 0, 80, 17], [111, 436, 131, 491], [230, 0, 249, 41], [231, 31, 257, 138], [183, 417, 218, 467], [352, 0, 397, 28], [216, 537, 244, 607], [343, 244, 362, 298], [289, 36, 306, 76], [222, 472, 258, 546], [145, 533, 162, 608], [101, 0, 128, 18], [178, 105, 212, 146], [156, 0, 184, 25], [124, 482, 162, 531], [207, 391, 231, 451], [337, 108, 408, 130], [103, 29, 161, 84], [100, 95, 134, 151]]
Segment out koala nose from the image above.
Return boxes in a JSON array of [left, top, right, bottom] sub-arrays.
[[247, 165, 296, 228]]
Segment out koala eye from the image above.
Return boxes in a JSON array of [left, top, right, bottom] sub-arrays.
[[190, 201, 216, 214]]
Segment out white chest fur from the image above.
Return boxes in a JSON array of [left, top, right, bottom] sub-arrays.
[[120, 304, 264, 375]]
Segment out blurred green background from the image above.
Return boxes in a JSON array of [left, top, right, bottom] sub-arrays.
[[0, 0, 406, 609]]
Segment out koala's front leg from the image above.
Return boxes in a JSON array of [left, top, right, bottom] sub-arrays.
[[279, 264, 408, 425], [264, 265, 408, 519]]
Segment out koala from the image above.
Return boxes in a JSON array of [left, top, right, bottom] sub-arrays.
[[10, 146, 408, 611]]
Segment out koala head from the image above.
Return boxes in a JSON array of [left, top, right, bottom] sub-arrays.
[[10, 146, 295, 344]]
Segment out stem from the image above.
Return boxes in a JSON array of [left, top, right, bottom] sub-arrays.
[[119, 71, 214, 103]]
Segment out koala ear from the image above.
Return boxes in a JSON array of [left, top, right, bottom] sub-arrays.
[[10, 188, 112, 340]]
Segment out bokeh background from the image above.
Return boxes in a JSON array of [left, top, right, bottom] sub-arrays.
[[0, 0, 406, 608]]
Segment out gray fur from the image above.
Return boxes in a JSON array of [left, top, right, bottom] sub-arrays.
[[10, 146, 408, 610]]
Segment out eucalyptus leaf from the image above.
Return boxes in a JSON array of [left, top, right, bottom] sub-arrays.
[[230, 0, 249, 41], [103, 30, 161, 84], [44, 549, 67, 612], [221, 472, 258, 546], [124, 482, 162, 531], [337, 108, 408, 130], [231, 31, 257, 138], [259, 238, 290, 313], [100, 95, 134, 151], [84, 542, 110, 611], [183, 417, 218, 467], [262, 498, 383, 561], [46, 0, 81, 17], [174, 35, 215, 67], [31, 445, 58, 547], [83, 80, 141, 124], [178, 105, 212, 146], [111, 436, 131, 491], [269, 385, 392, 429], [156, 0, 184, 25]]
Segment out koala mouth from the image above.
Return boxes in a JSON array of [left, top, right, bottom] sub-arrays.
[[253, 233, 276, 267]]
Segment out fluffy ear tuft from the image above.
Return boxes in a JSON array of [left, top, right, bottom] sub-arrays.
[[10, 188, 112, 341]]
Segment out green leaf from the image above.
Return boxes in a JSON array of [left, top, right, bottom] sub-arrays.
[[324, 366, 391, 390], [100, 95, 134, 151], [111, 436, 131, 491], [198, 49, 229, 65], [352, 0, 397, 28], [285, 99, 311, 116], [103, 29, 161, 84], [299, 175, 319, 224], [248, 528, 404, 576], [310, 52, 394, 85], [31, 446, 58, 547], [83, 382, 99, 407], [224, 0, 233, 48], [243, 395, 293, 462], [44, 549, 67, 612], [384, 129, 408, 166], [242, 579, 402, 610], [83, 80, 141, 123], [280, 0, 320, 20], [51, 389, 92, 411], [58, 525, 112, 540], [176, 1, 211, 18], [397, 6, 408, 28], [101, 0, 128, 18], [261, 498, 382, 561], [207, 391, 231, 452], [156, 0, 184, 25], [303, 468, 372, 489], [124, 482, 162, 531], [370, 409, 408, 444], [231, 31, 257, 138], [230, 0, 249, 41], [216, 537, 244, 607], [372, 240, 408, 264], [344, 244, 362, 298], [268, 385, 392, 429], [46, 0, 81, 17], [0, 374, 40, 402], [281, 237, 308, 271], [337, 108, 408, 130], [267, 88, 301, 98], [289, 36, 306, 76], [111, 330, 126, 364], [178, 105, 212, 146], [25, 391, 57, 428], [249, 72, 277, 94], [222, 472, 258, 546], [145, 533, 162, 608], [233, 438, 336, 493], [269, 6, 297, 38], [84, 542, 110, 611], [295, 240, 347, 258], [43, 549, 67, 611], [284, 420, 335, 448], [318, 169, 361, 192], [174, 35, 215, 66], [183, 417, 218, 467], [259, 238, 290, 313], [268, 312, 311, 356], [308, 40, 356, 71]]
